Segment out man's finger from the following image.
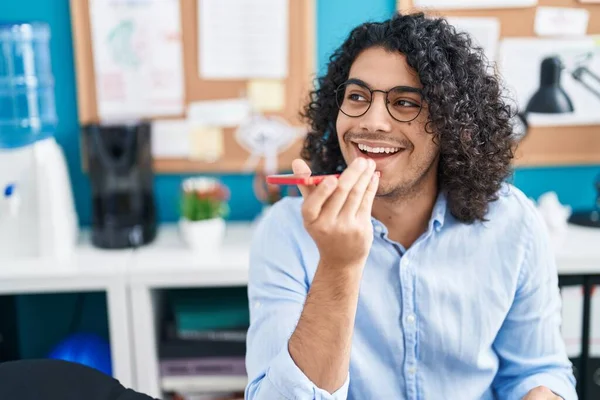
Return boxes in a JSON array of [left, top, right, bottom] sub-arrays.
[[339, 159, 376, 218], [357, 171, 379, 218], [301, 176, 338, 223], [320, 158, 368, 218], [292, 158, 313, 198]]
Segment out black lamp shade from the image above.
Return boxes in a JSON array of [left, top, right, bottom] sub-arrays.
[[525, 56, 574, 114]]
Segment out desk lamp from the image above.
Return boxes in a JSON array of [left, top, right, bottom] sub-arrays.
[[525, 55, 600, 228], [526, 56, 574, 113]]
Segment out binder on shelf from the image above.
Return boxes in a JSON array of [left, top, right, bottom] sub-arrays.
[[559, 276, 584, 397]]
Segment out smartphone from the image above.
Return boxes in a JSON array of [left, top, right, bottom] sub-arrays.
[[266, 173, 340, 186]]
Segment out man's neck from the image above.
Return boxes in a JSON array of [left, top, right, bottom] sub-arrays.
[[371, 178, 439, 249]]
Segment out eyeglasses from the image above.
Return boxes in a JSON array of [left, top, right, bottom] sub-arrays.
[[335, 79, 424, 123]]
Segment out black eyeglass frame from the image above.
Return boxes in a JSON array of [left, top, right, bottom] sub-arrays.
[[334, 78, 424, 123]]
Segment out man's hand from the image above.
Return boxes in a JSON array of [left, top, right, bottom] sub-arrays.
[[287, 157, 378, 393], [292, 157, 378, 268], [522, 386, 562, 400]]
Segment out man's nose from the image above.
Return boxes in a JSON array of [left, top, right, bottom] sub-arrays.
[[359, 92, 393, 133]]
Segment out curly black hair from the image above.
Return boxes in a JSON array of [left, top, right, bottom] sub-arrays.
[[300, 12, 516, 223]]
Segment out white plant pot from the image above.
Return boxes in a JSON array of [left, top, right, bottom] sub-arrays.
[[179, 217, 226, 252]]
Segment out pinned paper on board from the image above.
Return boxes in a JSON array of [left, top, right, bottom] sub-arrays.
[[189, 126, 224, 162], [445, 17, 500, 62], [187, 99, 252, 127], [247, 80, 286, 112], [235, 115, 304, 174], [534, 7, 589, 37], [88, 0, 185, 120], [151, 119, 190, 158], [198, 0, 289, 79]]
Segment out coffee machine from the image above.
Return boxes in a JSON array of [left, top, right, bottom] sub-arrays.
[[83, 121, 157, 249]]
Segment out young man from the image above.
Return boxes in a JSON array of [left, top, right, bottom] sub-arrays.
[[245, 12, 576, 400]]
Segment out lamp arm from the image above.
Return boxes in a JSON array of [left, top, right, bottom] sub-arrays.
[[571, 66, 600, 101]]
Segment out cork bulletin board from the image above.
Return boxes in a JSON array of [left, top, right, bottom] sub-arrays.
[[70, 0, 316, 173], [397, 0, 600, 167]]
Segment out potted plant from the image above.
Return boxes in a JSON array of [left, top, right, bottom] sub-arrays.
[[179, 177, 230, 252]]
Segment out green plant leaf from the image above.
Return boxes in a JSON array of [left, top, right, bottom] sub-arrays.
[[180, 190, 229, 221]]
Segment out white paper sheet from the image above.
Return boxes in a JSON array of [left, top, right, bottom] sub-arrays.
[[534, 7, 589, 37], [445, 17, 500, 62], [198, 0, 288, 79], [151, 119, 190, 158], [498, 37, 600, 126], [413, 0, 537, 9], [591, 285, 600, 357], [187, 98, 252, 127], [560, 286, 583, 358], [89, 0, 185, 120]]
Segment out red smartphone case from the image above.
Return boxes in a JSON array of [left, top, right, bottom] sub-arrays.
[[266, 173, 340, 186]]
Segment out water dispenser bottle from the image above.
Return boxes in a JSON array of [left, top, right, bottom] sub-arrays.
[[0, 22, 57, 148]]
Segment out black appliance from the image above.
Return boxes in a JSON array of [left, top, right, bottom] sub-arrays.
[[0, 295, 20, 362], [83, 121, 157, 249]]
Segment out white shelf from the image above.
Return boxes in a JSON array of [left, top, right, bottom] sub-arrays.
[[0, 230, 131, 294], [128, 223, 254, 289], [127, 222, 255, 398]]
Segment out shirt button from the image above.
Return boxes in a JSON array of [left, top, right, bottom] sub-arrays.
[[374, 225, 382, 233], [407, 314, 416, 324], [404, 258, 410, 267], [408, 366, 416, 375]]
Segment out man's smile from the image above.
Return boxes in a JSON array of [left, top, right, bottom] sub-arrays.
[[349, 138, 408, 175]]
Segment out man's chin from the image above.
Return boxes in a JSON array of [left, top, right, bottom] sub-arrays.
[[375, 183, 404, 198], [375, 180, 419, 200]]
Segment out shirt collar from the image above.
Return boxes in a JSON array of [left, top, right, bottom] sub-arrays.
[[429, 190, 447, 232], [371, 190, 448, 234]]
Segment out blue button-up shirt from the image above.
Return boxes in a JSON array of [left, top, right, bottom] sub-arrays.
[[245, 184, 577, 400]]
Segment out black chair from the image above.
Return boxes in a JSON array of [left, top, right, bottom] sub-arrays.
[[0, 359, 158, 400]]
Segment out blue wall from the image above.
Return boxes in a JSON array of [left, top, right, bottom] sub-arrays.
[[2, 0, 598, 359]]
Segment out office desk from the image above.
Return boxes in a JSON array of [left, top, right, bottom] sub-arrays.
[[555, 224, 600, 275], [3, 221, 600, 398], [554, 224, 600, 399]]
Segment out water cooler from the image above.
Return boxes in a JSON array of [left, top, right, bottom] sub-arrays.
[[0, 22, 78, 260]]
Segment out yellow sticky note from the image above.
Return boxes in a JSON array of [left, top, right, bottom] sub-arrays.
[[189, 126, 224, 162], [247, 79, 286, 112]]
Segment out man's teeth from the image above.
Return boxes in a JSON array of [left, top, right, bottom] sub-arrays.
[[357, 143, 401, 154]]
